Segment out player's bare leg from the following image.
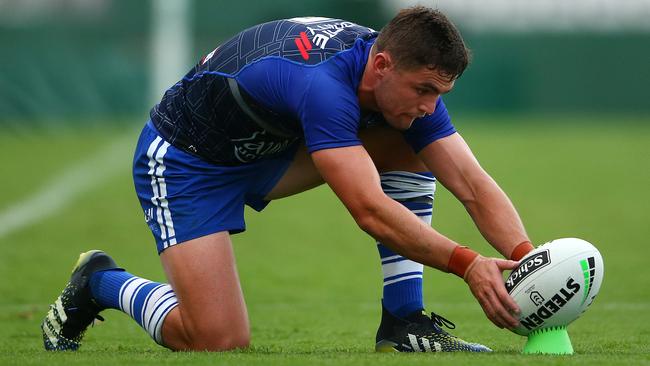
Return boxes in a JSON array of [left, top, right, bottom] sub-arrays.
[[159, 231, 250, 351], [41, 232, 249, 352]]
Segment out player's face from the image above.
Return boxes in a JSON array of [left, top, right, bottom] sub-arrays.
[[375, 65, 455, 130]]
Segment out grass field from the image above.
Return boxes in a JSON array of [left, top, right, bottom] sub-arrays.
[[1, 116, 649, 365]]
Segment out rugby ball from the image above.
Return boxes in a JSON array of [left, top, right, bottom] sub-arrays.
[[505, 238, 604, 336]]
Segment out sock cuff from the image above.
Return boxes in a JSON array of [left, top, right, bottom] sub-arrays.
[[380, 171, 436, 201]]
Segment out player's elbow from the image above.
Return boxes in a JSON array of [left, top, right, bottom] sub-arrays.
[[458, 193, 479, 211], [349, 199, 387, 237], [355, 211, 379, 235]]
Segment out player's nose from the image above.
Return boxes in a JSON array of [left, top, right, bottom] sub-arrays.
[[419, 98, 437, 116]]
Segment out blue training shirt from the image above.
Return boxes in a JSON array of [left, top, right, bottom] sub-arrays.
[[150, 17, 456, 165]]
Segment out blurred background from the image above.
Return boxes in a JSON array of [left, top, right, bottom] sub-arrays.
[[1, 0, 649, 361], [1, 0, 649, 128]]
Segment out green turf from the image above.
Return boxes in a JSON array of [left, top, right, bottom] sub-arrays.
[[1, 116, 649, 365]]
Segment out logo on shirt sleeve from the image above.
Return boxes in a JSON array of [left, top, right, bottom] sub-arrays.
[[294, 31, 313, 60], [291, 18, 363, 58]]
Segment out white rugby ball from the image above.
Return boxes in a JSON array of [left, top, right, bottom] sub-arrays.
[[505, 238, 604, 336]]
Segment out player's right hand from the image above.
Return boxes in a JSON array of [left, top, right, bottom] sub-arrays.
[[463, 255, 521, 329]]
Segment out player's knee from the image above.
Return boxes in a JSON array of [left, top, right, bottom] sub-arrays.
[[185, 324, 250, 351], [189, 335, 250, 352], [376, 149, 425, 173], [360, 126, 427, 172]]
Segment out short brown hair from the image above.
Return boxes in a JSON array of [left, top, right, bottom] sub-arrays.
[[375, 6, 471, 80]]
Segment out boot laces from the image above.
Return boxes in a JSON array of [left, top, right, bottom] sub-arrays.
[[430, 311, 456, 330]]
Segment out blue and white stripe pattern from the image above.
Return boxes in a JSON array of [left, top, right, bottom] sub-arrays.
[[118, 277, 179, 345], [379, 171, 436, 201], [380, 251, 426, 285], [377, 171, 435, 317], [146, 136, 177, 249]]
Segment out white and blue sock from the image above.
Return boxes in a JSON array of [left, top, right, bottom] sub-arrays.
[[377, 171, 435, 318], [89, 270, 178, 345]]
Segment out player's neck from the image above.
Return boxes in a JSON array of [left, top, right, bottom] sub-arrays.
[[357, 46, 380, 113]]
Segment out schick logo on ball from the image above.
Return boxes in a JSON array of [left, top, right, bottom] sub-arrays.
[[520, 277, 581, 331], [506, 250, 550, 293]]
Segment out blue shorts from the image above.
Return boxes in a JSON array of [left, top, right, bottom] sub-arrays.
[[133, 121, 297, 254]]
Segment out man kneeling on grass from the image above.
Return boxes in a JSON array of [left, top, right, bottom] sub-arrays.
[[42, 6, 533, 352]]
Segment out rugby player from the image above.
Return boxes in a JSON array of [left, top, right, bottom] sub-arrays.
[[42, 6, 534, 352]]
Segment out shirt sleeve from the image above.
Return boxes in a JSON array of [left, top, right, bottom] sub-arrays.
[[298, 74, 362, 153], [402, 98, 456, 153]]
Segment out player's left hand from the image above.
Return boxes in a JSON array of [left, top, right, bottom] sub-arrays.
[[464, 256, 521, 329]]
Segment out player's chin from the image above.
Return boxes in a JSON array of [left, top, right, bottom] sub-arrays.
[[386, 115, 415, 130]]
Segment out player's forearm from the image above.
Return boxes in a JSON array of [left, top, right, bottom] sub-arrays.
[[461, 175, 530, 259], [353, 194, 458, 271], [311, 146, 471, 273]]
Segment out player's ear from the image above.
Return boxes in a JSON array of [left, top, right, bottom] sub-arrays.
[[373, 52, 393, 77]]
